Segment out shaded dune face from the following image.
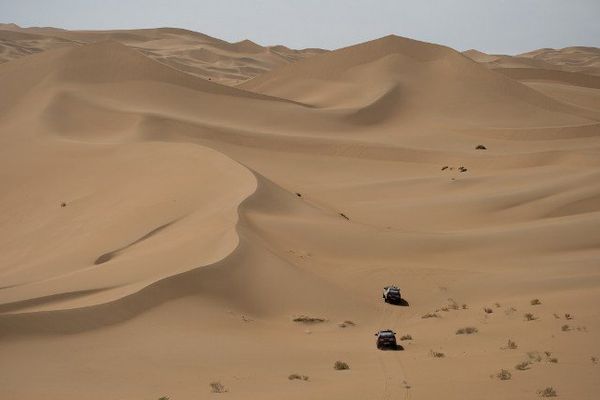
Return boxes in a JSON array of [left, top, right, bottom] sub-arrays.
[[0, 28, 599, 400]]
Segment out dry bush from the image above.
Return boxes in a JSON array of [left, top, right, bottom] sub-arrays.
[[462, 303, 468, 309], [338, 320, 355, 328], [456, 326, 478, 335], [530, 298, 542, 305], [447, 298, 459, 310], [293, 315, 326, 323], [524, 313, 537, 321], [430, 350, 445, 358], [158, 397, 170, 400], [503, 339, 518, 350], [591, 356, 598, 365], [422, 312, 440, 319], [400, 334, 413, 341], [288, 374, 309, 381], [494, 302, 501, 308], [496, 369, 512, 380], [561, 324, 571, 332], [333, 361, 350, 370], [476, 144, 487, 150], [209, 382, 227, 393], [515, 361, 531, 370], [484, 307, 493, 314], [553, 313, 561, 319], [528, 352, 543, 362], [537, 387, 557, 397], [564, 313, 573, 320]]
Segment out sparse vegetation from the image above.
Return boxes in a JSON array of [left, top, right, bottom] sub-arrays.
[[537, 387, 557, 397], [591, 356, 598, 365], [338, 320, 355, 328], [527, 351, 542, 362], [515, 361, 531, 370], [494, 302, 501, 308], [400, 334, 413, 341], [293, 315, 326, 323], [288, 374, 309, 381], [553, 313, 560, 319], [461, 303, 468, 309], [530, 298, 542, 305], [456, 326, 478, 335], [504, 339, 518, 350], [210, 382, 227, 393], [496, 369, 512, 380], [430, 350, 445, 358], [484, 307, 493, 314], [524, 312, 537, 321], [158, 397, 170, 400], [60, 202, 67, 207], [564, 313, 573, 320], [333, 361, 350, 370], [476, 144, 487, 150], [447, 298, 459, 310], [561, 324, 571, 332], [422, 312, 440, 319]]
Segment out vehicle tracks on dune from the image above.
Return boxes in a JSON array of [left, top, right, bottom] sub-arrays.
[[375, 298, 413, 400]]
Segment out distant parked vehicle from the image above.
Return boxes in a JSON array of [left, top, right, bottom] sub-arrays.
[[375, 329, 397, 349], [383, 286, 402, 304]]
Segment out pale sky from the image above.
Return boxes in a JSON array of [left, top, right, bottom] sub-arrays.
[[1, 0, 599, 54]]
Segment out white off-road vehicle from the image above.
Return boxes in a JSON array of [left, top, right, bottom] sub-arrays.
[[382, 286, 402, 304]]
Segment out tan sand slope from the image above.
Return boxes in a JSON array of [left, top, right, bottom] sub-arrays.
[[0, 29, 599, 400], [0, 23, 326, 84]]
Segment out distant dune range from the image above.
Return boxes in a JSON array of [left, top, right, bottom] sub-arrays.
[[0, 25, 599, 400]]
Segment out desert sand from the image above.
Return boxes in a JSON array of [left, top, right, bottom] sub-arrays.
[[0, 25, 599, 400]]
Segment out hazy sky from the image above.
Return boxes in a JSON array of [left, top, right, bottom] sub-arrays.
[[1, 0, 599, 54]]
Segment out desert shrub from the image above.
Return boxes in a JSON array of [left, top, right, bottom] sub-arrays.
[[484, 307, 493, 314], [537, 387, 557, 397], [524, 313, 537, 321], [548, 357, 558, 363], [422, 312, 440, 319], [476, 144, 487, 150], [494, 302, 501, 308], [496, 369, 512, 380], [158, 397, 170, 400], [505, 339, 518, 350], [210, 382, 227, 393], [561, 324, 571, 332], [565, 313, 573, 320], [591, 356, 598, 364], [530, 298, 542, 305], [527, 352, 543, 362], [553, 313, 560, 319], [400, 334, 413, 341], [462, 303, 468, 309], [338, 320, 355, 328], [293, 315, 326, 323], [515, 361, 531, 370], [456, 326, 478, 335], [447, 298, 459, 310], [430, 350, 445, 358], [333, 361, 350, 370], [288, 374, 309, 381]]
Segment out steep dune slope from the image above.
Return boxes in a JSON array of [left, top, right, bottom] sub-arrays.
[[241, 35, 596, 131]]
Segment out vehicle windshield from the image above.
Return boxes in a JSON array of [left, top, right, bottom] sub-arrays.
[[379, 331, 395, 337]]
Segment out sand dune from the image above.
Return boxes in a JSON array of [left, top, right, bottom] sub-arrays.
[[0, 23, 326, 84], [1, 26, 599, 400]]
